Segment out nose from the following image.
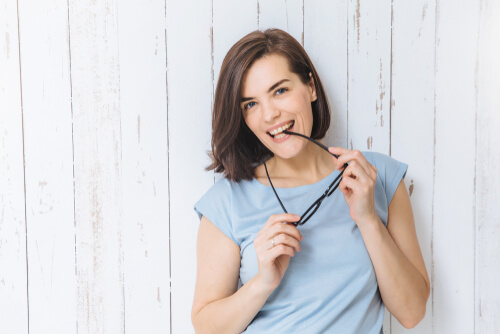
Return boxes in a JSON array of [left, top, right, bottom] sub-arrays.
[[261, 99, 281, 123]]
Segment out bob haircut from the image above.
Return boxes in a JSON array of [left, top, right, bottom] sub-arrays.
[[207, 28, 331, 182]]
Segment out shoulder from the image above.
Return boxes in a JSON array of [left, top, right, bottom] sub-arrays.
[[361, 151, 408, 205], [194, 177, 240, 244], [361, 151, 408, 177]]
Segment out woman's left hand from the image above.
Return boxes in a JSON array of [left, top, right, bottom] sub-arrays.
[[329, 147, 378, 226]]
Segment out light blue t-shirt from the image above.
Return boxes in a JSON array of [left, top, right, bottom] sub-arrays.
[[194, 151, 408, 333]]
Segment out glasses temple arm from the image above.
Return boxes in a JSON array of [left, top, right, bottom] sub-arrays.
[[283, 130, 348, 169]]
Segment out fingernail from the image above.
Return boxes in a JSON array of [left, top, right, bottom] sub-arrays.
[[294, 215, 301, 220]]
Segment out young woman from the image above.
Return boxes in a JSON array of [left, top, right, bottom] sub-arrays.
[[192, 29, 429, 333]]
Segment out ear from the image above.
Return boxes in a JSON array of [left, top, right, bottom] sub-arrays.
[[308, 72, 317, 102]]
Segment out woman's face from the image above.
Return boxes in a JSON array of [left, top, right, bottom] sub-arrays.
[[241, 54, 317, 159]]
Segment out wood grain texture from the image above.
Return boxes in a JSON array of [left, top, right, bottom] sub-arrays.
[[17, 0, 77, 332], [258, 0, 303, 44], [0, 0, 28, 332], [390, 0, 435, 333], [347, 0, 391, 154], [433, 0, 479, 333], [68, 0, 125, 332], [212, 0, 257, 107], [118, 0, 170, 332], [347, 0, 392, 331], [2, 0, 500, 332], [166, 0, 213, 332], [475, 0, 500, 332], [304, 0, 348, 150]]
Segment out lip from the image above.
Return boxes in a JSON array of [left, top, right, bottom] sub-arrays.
[[269, 123, 295, 143], [266, 120, 295, 134]]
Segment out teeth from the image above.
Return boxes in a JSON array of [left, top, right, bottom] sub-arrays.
[[270, 121, 293, 136]]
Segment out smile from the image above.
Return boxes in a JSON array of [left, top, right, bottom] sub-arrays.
[[267, 121, 295, 139]]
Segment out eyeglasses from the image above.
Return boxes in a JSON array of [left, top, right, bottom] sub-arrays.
[[263, 130, 348, 226]]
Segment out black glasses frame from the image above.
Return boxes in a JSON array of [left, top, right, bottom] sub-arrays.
[[263, 130, 348, 226]]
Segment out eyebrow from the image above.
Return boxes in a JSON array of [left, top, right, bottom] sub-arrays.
[[240, 79, 290, 103]]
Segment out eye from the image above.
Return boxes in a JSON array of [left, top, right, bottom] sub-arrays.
[[275, 87, 288, 95], [244, 101, 257, 110]]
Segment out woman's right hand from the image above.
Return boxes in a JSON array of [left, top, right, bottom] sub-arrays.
[[253, 213, 303, 294]]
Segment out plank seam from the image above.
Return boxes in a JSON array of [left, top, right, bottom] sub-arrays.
[[431, 0, 439, 332], [165, 0, 172, 332], [346, 1, 349, 148], [389, 1, 394, 331], [473, 1, 480, 331], [301, 0, 304, 46], [389, 0, 393, 159], [16, 0, 30, 332], [66, 0, 79, 332], [257, 1, 260, 29]]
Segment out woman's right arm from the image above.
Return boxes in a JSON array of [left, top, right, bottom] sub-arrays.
[[191, 214, 302, 334]]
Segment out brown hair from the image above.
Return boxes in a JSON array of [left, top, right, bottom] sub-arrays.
[[207, 29, 331, 182]]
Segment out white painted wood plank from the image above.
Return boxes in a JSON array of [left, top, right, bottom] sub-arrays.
[[17, 0, 77, 333], [213, 0, 257, 99], [117, 0, 170, 332], [346, 1, 392, 330], [347, 0, 391, 154], [475, 0, 500, 331], [304, 0, 348, 149], [390, 1, 435, 333], [433, 0, 479, 332], [0, 1, 28, 332], [258, 0, 303, 44], [166, 0, 213, 332], [68, 0, 124, 332]]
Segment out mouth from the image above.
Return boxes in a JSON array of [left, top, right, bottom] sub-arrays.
[[267, 121, 295, 139]]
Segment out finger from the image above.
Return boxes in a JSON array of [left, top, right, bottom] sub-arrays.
[[328, 147, 347, 170], [270, 233, 301, 252], [344, 161, 371, 183], [269, 222, 302, 243], [329, 146, 348, 157], [339, 174, 363, 194], [260, 213, 301, 234], [264, 245, 295, 264], [330, 148, 374, 178]]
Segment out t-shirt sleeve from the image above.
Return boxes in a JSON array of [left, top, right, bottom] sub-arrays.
[[194, 179, 238, 245], [367, 152, 409, 205]]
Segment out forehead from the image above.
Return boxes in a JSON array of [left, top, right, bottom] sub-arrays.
[[241, 54, 293, 95]]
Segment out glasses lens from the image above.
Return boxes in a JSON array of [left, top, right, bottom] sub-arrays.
[[296, 198, 324, 226]]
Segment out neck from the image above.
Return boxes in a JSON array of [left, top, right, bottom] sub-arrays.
[[266, 139, 335, 185]]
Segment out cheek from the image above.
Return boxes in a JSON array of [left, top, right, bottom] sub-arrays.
[[244, 113, 264, 138]]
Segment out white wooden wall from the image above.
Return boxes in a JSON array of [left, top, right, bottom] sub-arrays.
[[1, 0, 499, 333]]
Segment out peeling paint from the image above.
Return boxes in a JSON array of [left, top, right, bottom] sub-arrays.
[[257, 2, 260, 27], [367, 136, 373, 149], [422, 3, 428, 21], [157, 287, 161, 303], [137, 115, 141, 143], [355, 0, 361, 47], [378, 59, 386, 127], [5, 32, 9, 59], [285, 0, 289, 30]]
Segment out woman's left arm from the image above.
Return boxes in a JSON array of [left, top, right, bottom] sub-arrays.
[[330, 148, 430, 329]]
